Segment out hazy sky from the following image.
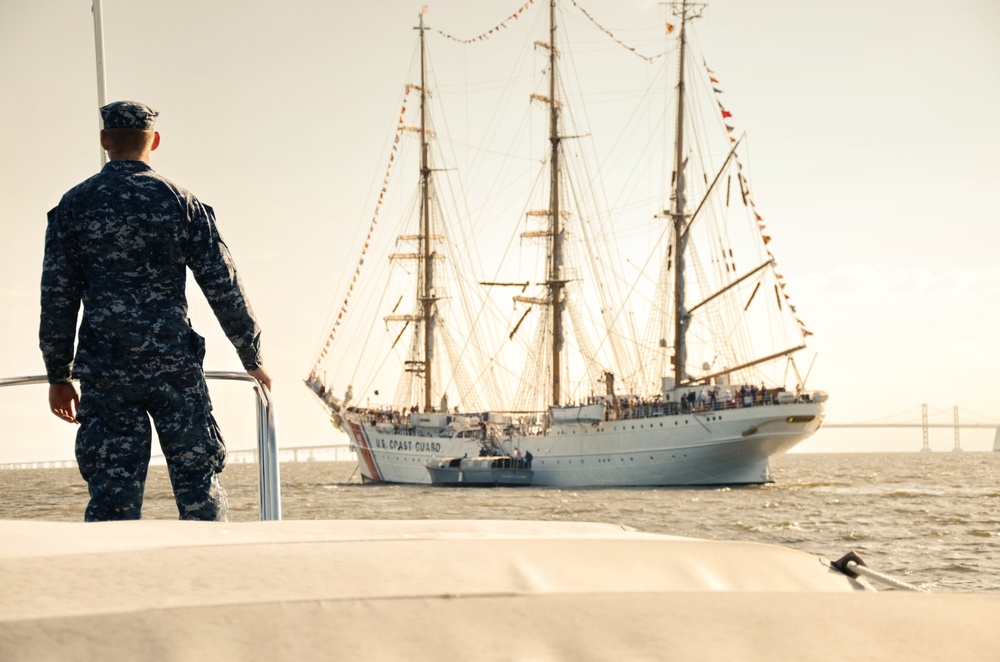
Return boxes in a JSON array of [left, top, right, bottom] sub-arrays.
[[2, 0, 999, 463]]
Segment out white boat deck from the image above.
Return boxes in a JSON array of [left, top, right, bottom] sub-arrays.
[[2, 518, 998, 661]]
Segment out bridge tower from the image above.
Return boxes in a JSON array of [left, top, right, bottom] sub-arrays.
[[920, 403, 931, 452], [952, 405, 962, 452]]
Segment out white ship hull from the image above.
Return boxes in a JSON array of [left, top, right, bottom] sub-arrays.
[[340, 401, 824, 487]]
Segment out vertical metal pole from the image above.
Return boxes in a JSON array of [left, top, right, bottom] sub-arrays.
[[256, 384, 282, 520], [0, 373, 281, 519], [92, 0, 108, 166]]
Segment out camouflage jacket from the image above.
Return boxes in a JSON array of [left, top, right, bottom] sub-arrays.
[[40, 160, 263, 384]]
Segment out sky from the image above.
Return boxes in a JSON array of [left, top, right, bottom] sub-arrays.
[[1, 0, 999, 463]]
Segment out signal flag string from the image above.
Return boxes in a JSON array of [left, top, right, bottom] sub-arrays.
[[310, 84, 415, 377]]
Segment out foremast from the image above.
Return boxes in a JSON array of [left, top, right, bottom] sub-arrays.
[[414, 10, 438, 412]]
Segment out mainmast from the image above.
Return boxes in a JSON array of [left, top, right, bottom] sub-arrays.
[[546, 0, 565, 407], [669, 0, 703, 387], [417, 11, 437, 411]]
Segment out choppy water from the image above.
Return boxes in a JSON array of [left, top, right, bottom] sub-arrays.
[[2, 452, 998, 593]]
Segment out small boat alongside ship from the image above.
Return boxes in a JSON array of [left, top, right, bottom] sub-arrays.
[[426, 452, 534, 487]]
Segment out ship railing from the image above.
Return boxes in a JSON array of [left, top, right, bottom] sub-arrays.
[[613, 391, 818, 421], [0, 371, 281, 521]]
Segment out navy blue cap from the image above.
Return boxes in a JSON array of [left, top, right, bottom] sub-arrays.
[[100, 101, 159, 130]]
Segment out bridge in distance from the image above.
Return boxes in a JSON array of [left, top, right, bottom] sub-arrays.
[[823, 404, 1000, 452]]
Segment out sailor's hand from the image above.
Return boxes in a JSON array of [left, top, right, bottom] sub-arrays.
[[48, 383, 80, 424], [248, 366, 272, 392]]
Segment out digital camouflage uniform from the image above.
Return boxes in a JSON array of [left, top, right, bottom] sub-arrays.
[[39, 101, 263, 522]]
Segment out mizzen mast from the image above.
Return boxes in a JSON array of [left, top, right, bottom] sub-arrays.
[[669, 0, 704, 388]]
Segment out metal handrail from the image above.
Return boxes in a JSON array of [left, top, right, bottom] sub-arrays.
[[0, 372, 281, 521]]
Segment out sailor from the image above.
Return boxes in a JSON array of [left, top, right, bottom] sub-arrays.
[[40, 100, 271, 522]]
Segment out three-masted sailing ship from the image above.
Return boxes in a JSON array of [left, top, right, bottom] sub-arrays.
[[306, 0, 826, 486]]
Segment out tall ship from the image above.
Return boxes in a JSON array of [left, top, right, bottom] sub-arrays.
[[306, 0, 826, 486]]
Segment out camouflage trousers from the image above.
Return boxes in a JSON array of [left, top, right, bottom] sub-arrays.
[[75, 370, 228, 522]]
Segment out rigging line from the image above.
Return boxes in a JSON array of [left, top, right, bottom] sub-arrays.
[[434, 225, 507, 408], [594, 50, 677, 224], [343, 194, 425, 398], [428, 48, 536, 374], [310, 83, 416, 368], [468, 332, 525, 405], [568, 0, 671, 62], [560, 2, 672, 205], [448, 140, 539, 162], [447, 11, 538, 243], [436, 71, 537, 94], [461, 53, 543, 270], [560, 31, 673, 368], [438, 321, 482, 411], [514, 305, 549, 411], [349, 287, 411, 403], [582, 221, 671, 379], [565, 170, 639, 381]]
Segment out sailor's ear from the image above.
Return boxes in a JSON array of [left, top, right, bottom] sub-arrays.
[[150, 131, 161, 152], [99, 130, 110, 150]]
